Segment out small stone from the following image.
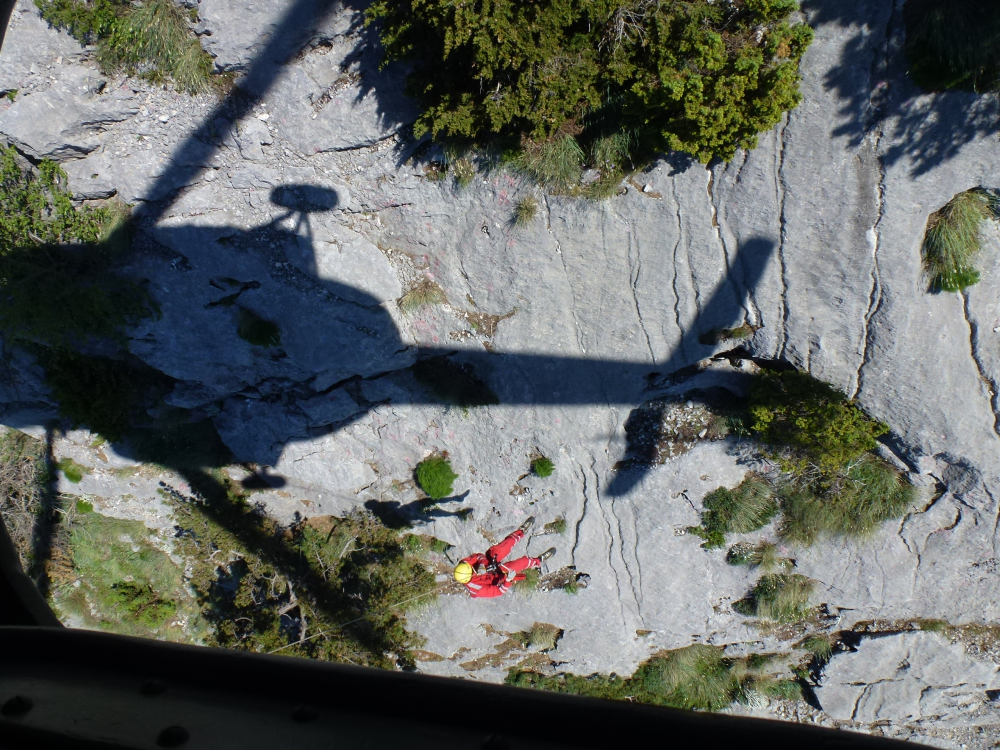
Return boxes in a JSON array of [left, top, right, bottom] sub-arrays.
[[158, 115, 169, 123], [256, 113, 269, 121], [642, 183, 652, 193]]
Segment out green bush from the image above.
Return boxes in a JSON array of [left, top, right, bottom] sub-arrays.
[[415, 456, 458, 499], [904, 0, 1000, 92], [734, 573, 814, 623], [749, 371, 888, 471], [921, 189, 998, 293], [690, 475, 776, 549], [36, 0, 215, 93], [368, 0, 813, 184], [778, 454, 915, 546], [0, 147, 155, 349], [531, 456, 555, 478]]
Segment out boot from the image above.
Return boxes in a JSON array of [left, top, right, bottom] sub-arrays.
[[518, 516, 536, 534], [538, 547, 556, 561]]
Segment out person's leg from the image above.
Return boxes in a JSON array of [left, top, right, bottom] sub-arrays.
[[487, 529, 524, 563], [500, 555, 540, 574]]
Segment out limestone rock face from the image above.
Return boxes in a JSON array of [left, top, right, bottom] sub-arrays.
[[816, 632, 1000, 726], [3, 0, 1000, 743]]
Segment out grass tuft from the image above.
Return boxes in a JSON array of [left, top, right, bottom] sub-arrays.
[[734, 574, 815, 623], [690, 475, 776, 549], [517, 622, 562, 651], [56, 457, 88, 484], [515, 136, 584, 192], [726, 541, 790, 572], [921, 188, 998, 292], [513, 196, 538, 226], [544, 517, 567, 534], [398, 279, 447, 313], [452, 158, 475, 188], [801, 634, 833, 662], [415, 455, 458, 500], [513, 566, 540, 594]]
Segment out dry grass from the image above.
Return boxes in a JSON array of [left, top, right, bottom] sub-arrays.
[[0, 428, 47, 571], [734, 574, 815, 623], [513, 196, 539, 226], [398, 279, 447, 313], [922, 188, 998, 292]]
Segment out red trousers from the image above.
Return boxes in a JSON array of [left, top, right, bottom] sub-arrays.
[[487, 529, 539, 574]]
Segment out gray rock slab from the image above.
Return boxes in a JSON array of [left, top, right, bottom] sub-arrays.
[[0, 65, 138, 161], [816, 632, 1000, 725], [0, 0, 84, 94]]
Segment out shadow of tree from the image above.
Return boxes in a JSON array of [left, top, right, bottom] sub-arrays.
[[802, 0, 998, 176]]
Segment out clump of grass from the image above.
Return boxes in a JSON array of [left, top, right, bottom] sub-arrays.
[[778, 454, 916, 546], [516, 622, 562, 652], [725, 541, 790, 572], [904, 0, 1000, 92], [412, 356, 499, 407], [415, 455, 458, 500], [56, 457, 88, 484], [513, 566, 540, 594], [699, 324, 754, 346], [452, 158, 475, 188], [801, 634, 833, 662], [75, 499, 93, 514], [404, 533, 452, 555], [562, 580, 580, 595], [237, 307, 281, 348], [918, 618, 951, 634], [515, 136, 584, 192], [5, 90, 17, 102], [531, 456, 554, 478], [734, 574, 815, 623], [544, 517, 567, 534], [513, 196, 539, 226], [37, 0, 216, 93], [398, 279, 447, 313], [689, 475, 777, 550], [921, 188, 998, 292]]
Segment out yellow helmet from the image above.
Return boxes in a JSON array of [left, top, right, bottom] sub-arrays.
[[454, 562, 473, 584]]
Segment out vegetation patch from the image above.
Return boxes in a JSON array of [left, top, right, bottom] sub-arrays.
[[237, 307, 281, 348], [168, 477, 438, 667], [412, 356, 499, 407], [531, 456, 554, 478], [689, 475, 777, 550], [0, 147, 156, 349], [0, 428, 50, 573], [415, 455, 458, 500], [699, 324, 755, 346], [48, 509, 207, 641], [904, 0, 1000, 92], [921, 188, 998, 293], [368, 0, 812, 191], [513, 196, 538, 226], [56, 457, 88, 484], [398, 279, 447, 313], [515, 622, 563, 652], [733, 574, 815, 624], [725, 541, 791, 572], [508, 644, 799, 711], [36, 0, 216, 93], [513, 566, 540, 595], [543, 517, 567, 535]]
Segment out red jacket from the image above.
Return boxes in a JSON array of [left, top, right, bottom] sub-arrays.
[[460, 553, 525, 598]]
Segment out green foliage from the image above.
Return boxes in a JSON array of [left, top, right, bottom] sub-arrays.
[[513, 566, 540, 594], [921, 189, 998, 293], [36, 0, 215, 93], [918, 619, 951, 634], [513, 196, 538, 226], [733, 573, 814, 623], [170, 485, 437, 666], [690, 475, 777, 548], [368, 0, 813, 178], [412, 356, 499, 407], [56, 457, 88, 484], [415, 455, 458, 500], [749, 371, 888, 471], [778, 454, 916, 546], [531, 456, 555, 478], [75, 499, 94, 514], [5, 90, 17, 102], [544, 517, 567, 534], [49, 510, 205, 641], [508, 643, 797, 712], [904, 0, 1000, 92], [0, 146, 155, 349], [237, 307, 281, 348], [452, 157, 476, 188]]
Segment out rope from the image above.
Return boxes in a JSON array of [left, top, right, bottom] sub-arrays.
[[265, 581, 454, 655]]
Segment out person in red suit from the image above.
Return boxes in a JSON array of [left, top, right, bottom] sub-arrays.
[[453, 517, 556, 598]]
